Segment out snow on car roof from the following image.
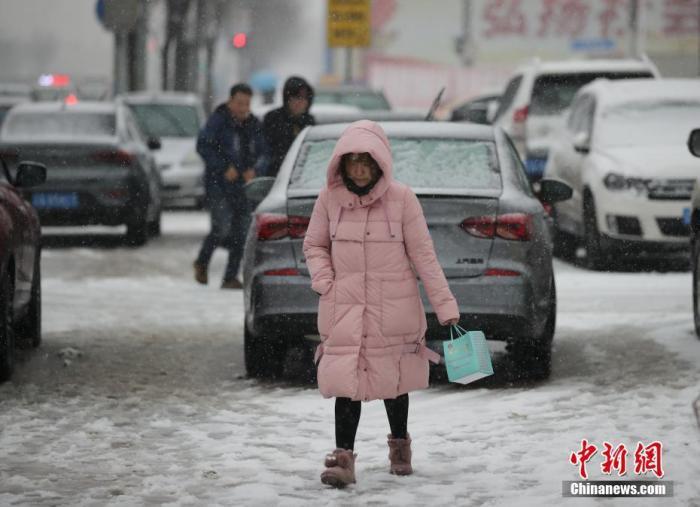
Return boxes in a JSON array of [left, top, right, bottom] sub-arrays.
[[315, 85, 385, 93], [118, 91, 203, 105], [7, 101, 118, 114], [580, 78, 700, 109], [515, 58, 658, 75], [306, 121, 495, 141], [0, 96, 29, 107]]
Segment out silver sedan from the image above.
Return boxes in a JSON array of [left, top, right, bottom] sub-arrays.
[[241, 122, 571, 380]]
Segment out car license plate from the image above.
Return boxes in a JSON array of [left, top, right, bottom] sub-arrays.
[[525, 157, 547, 177], [32, 192, 79, 209], [682, 207, 691, 226]]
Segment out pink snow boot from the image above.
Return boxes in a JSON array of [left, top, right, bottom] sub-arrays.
[[320, 448, 356, 488], [387, 434, 413, 475]]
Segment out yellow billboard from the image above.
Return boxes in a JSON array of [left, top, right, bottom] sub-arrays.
[[327, 0, 371, 48]]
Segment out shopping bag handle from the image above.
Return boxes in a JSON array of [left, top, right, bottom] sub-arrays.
[[449, 324, 468, 341]]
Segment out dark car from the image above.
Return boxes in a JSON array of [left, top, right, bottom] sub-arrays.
[[0, 101, 162, 246], [0, 157, 47, 382], [687, 129, 700, 337], [241, 122, 572, 380]]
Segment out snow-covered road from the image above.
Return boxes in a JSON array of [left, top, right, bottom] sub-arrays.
[[1, 211, 698, 506]]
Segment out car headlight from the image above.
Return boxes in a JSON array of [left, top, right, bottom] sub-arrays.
[[181, 151, 202, 168], [603, 172, 650, 194], [603, 172, 626, 190]]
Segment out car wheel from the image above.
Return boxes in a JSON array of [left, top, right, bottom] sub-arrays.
[[506, 279, 555, 381], [126, 217, 149, 247], [583, 194, 608, 270], [693, 235, 700, 339], [552, 209, 577, 260], [16, 252, 41, 349], [148, 209, 162, 237], [244, 323, 286, 379], [0, 269, 15, 382]]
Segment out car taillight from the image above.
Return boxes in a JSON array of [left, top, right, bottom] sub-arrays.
[[92, 150, 134, 166], [288, 215, 310, 238], [460, 216, 496, 239], [484, 268, 521, 277], [101, 189, 129, 200], [460, 213, 532, 241], [496, 213, 533, 240], [256, 213, 310, 240], [263, 268, 301, 276], [513, 105, 529, 124]]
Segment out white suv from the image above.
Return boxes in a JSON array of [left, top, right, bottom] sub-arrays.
[[493, 58, 659, 183], [544, 78, 700, 269]]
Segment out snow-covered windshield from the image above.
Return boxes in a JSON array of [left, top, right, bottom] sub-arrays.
[[128, 104, 200, 138], [289, 138, 500, 191], [597, 100, 700, 147], [1, 112, 116, 140]]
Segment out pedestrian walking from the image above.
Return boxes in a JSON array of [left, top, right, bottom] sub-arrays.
[[263, 76, 315, 178], [194, 83, 269, 289], [302, 120, 460, 488]]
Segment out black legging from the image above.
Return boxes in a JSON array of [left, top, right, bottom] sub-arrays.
[[335, 394, 409, 450]]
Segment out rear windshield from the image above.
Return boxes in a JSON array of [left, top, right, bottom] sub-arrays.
[[314, 91, 391, 111], [1, 112, 116, 140], [128, 103, 200, 138], [531, 72, 653, 115], [289, 138, 500, 192]]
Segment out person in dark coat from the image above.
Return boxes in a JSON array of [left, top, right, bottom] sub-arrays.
[[263, 76, 315, 178], [194, 83, 269, 289]]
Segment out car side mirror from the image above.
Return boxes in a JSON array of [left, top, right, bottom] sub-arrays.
[[15, 161, 47, 188], [147, 137, 162, 150], [244, 176, 275, 208], [688, 129, 700, 158], [573, 132, 590, 154], [538, 178, 572, 204]]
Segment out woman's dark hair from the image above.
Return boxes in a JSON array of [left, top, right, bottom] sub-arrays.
[[340, 152, 381, 175], [229, 83, 253, 97], [340, 152, 383, 196]]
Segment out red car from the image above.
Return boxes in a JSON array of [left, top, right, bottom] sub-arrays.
[[0, 157, 46, 381]]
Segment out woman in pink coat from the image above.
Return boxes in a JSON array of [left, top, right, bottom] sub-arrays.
[[303, 120, 459, 488]]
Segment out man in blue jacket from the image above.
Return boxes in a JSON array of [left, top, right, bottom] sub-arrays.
[[194, 83, 269, 289]]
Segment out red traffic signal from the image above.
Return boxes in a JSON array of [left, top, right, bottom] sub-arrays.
[[232, 33, 248, 49]]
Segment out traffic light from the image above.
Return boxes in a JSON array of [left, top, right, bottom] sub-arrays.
[[232, 33, 248, 49]]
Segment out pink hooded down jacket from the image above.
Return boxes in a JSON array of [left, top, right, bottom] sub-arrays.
[[303, 121, 459, 401]]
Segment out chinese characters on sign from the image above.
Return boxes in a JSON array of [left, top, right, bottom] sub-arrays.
[[569, 440, 664, 479], [481, 0, 700, 39]]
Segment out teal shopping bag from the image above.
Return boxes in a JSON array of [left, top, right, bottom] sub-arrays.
[[443, 325, 494, 384]]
